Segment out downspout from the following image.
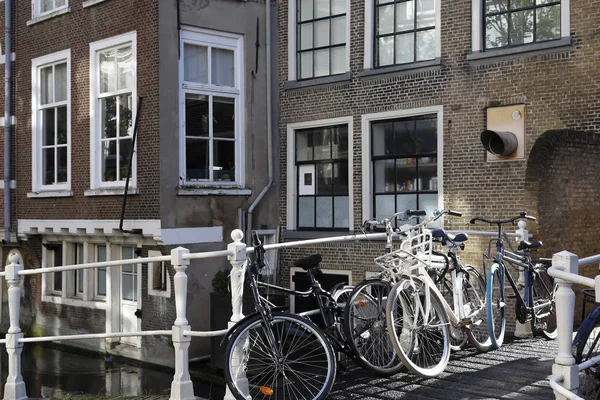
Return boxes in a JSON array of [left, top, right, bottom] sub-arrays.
[[246, 0, 273, 241], [4, 0, 12, 243]]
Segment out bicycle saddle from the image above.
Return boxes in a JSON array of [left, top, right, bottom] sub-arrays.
[[431, 229, 468, 242], [517, 240, 543, 250], [294, 253, 322, 271]]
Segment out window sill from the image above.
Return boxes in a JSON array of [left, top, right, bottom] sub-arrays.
[[84, 187, 140, 197], [27, 190, 73, 198], [177, 186, 252, 196], [83, 0, 108, 7], [359, 58, 442, 79], [283, 72, 352, 90], [41, 294, 107, 310], [148, 288, 171, 298], [466, 37, 571, 65], [282, 230, 353, 240], [27, 7, 71, 26]]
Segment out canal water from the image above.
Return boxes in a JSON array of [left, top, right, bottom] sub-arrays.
[[0, 344, 225, 399]]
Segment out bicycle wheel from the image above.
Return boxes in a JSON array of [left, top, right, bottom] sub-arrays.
[[331, 284, 354, 341], [530, 265, 558, 340], [224, 311, 336, 400], [343, 278, 404, 376], [574, 305, 600, 376], [486, 263, 506, 349], [386, 276, 451, 377], [461, 266, 493, 352]]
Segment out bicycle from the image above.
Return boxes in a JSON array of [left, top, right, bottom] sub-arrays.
[[470, 212, 558, 350], [385, 209, 492, 378], [223, 232, 336, 400], [572, 291, 600, 376]]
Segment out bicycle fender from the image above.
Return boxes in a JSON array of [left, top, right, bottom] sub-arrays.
[[573, 305, 600, 347]]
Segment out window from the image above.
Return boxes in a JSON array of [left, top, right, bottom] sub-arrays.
[[31, 50, 70, 193], [96, 244, 107, 297], [286, 117, 353, 231], [90, 32, 137, 189], [33, 0, 68, 17], [73, 243, 84, 297], [361, 107, 442, 224], [121, 247, 138, 301], [46, 243, 63, 293], [374, 0, 436, 66], [179, 28, 244, 186], [297, 0, 347, 79]]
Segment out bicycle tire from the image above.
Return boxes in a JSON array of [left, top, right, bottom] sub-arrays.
[[386, 276, 451, 377], [574, 305, 600, 376], [486, 263, 506, 349], [462, 266, 493, 352], [530, 265, 558, 340], [343, 278, 405, 376], [331, 284, 354, 341], [224, 311, 336, 400]]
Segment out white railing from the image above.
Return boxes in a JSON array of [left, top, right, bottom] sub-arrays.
[[548, 251, 600, 399], [1, 224, 527, 400]]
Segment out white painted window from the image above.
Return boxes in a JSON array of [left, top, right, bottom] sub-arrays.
[[73, 243, 84, 297], [363, 0, 441, 69], [361, 106, 443, 223], [148, 250, 171, 298], [288, 0, 350, 81], [95, 244, 107, 298], [31, 49, 70, 193], [89, 32, 137, 190], [286, 117, 353, 231], [471, 0, 569, 52], [121, 246, 137, 301], [44, 243, 64, 295], [33, 0, 68, 17], [179, 28, 244, 186]]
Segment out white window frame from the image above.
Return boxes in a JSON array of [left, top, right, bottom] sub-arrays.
[[288, 0, 351, 81], [148, 250, 171, 298], [32, 0, 68, 18], [286, 116, 354, 231], [31, 49, 71, 195], [363, 0, 441, 70], [95, 243, 108, 299], [471, 0, 570, 53], [89, 31, 137, 191], [360, 106, 444, 223], [178, 27, 245, 187]]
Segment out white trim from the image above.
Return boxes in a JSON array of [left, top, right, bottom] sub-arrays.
[[31, 49, 71, 194], [472, 0, 570, 52], [89, 31, 137, 190], [83, 0, 107, 7], [18, 219, 161, 238], [360, 106, 444, 222], [289, 267, 351, 313], [160, 226, 223, 245], [148, 250, 171, 298], [286, 116, 354, 231]]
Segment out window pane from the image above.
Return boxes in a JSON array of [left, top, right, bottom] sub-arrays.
[[485, 0, 508, 13], [186, 138, 209, 180], [378, 36, 394, 66], [56, 0, 66, 7], [314, 49, 329, 77], [331, 126, 348, 158], [212, 48, 235, 87], [393, 120, 416, 155], [314, 20, 329, 48], [415, 118, 437, 154], [316, 164, 333, 194], [396, 194, 418, 214], [41, 0, 53, 12], [102, 140, 117, 181], [213, 140, 235, 181], [419, 193, 438, 216], [396, 158, 416, 191], [486, 14, 509, 49], [213, 97, 235, 138], [416, 0, 436, 28], [333, 196, 349, 228], [43, 148, 55, 185], [378, 5, 395, 35], [536, 5, 560, 41], [331, 0, 345, 15], [331, 16, 345, 45], [300, 23, 314, 51], [316, 197, 333, 228], [99, 49, 116, 93], [313, 128, 331, 160], [55, 63, 67, 102], [41, 66, 53, 105], [298, 197, 315, 227], [331, 47, 346, 75], [416, 29, 436, 61], [372, 122, 392, 156], [184, 44, 208, 83], [333, 162, 348, 195], [418, 158, 437, 191], [119, 138, 133, 180], [511, 0, 533, 9], [299, 52, 314, 79], [118, 94, 133, 137], [374, 160, 395, 192], [299, 0, 313, 21], [185, 94, 209, 137], [123, 274, 135, 301], [54, 270, 63, 291], [314, 0, 329, 18], [396, 32, 415, 64], [375, 195, 395, 221], [117, 46, 133, 90], [42, 108, 55, 146], [122, 247, 135, 272], [57, 106, 67, 144], [101, 96, 117, 138], [296, 130, 313, 161], [396, 1, 414, 31], [97, 268, 106, 296], [509, 9, 534, 45], [57, 146, 67, 183]]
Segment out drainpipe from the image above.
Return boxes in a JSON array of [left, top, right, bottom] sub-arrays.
[[246, 0, 273, 241], [4, 0, 12, 243]]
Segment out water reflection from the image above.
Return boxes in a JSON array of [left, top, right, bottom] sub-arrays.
[[0, 345, 224, 399]]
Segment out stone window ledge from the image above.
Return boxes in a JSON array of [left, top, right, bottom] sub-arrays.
[[359, 58, 442, 79], [281, 230, 354, 240], [85, 187, 140, 197], [177, 186, 252, 196], [284, 72, 352, 90], [27, 7, 71, 26], [83, 0, 109, 7], [27, 190, 73, 198], [467, 37, 571, 65]]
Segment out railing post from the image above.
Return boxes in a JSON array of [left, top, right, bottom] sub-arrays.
[[551, 251, 579, 399], [169, 247, 194, 400], [4, 252, 27, 400], [224, 229, 248, 400], [515, 221, 532, 338]]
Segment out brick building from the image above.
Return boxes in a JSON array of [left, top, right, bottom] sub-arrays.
[[277, 0, 600, 323], [0, 0, 278, 366]]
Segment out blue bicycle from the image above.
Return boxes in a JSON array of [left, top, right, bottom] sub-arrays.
[[470, 212, 557, 349]]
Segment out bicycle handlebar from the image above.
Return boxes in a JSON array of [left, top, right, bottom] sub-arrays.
[[362, 209, 426, 229], [432, 209, 462, 220], [469, 211, 536, 226]]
